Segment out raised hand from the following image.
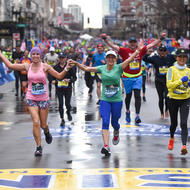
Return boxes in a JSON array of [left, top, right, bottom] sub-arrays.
[[160, 32, 167, 41], [67, 59, 75, 65], [99, 33, 107, 40]]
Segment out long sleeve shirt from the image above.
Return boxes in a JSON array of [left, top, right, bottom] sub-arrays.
[[53, 63, 77, 90], [167, 64, 190, 100], [143, 53, 176, 80]]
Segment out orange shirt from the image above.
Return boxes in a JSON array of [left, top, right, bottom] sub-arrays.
[[19, 57, 32, 75]]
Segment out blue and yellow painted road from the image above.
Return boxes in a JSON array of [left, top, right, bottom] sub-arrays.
[[0, 168, 190, 189]]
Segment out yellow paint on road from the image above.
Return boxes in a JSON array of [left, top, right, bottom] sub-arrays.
[[0, 168, 189, 189], [0, 121, 10, 126]]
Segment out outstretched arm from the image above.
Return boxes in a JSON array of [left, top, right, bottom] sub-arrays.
[[100, 33, 120, 52], [147, 32, 167, 49], [46, 62, 72, 80], [67, 59, 98, 72], [0, 50, 26, 71]]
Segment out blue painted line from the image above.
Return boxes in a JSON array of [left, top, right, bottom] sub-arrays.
[[23, 122, 190, 139], [81, 174, 118, 188], [0, 175, 51, 188]]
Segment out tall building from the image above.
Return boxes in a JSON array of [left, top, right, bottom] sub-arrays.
[[102, 0, 120, 27], [110, 0, 120, 15], [56, 0, 62, 8], [102, 0, 110, 17], [68, 4, 82, 23]]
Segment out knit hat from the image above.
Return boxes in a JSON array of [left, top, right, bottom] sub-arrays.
[[30, 47, 41, 56]]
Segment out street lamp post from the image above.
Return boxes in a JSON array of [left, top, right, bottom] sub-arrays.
[[184, 0, 190, 39]]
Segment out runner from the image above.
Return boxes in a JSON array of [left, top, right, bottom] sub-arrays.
[[0, 47, 72, 156], [167, 48, 190, 155], [82, 51, 94, 98], [52, 52, 77, 126], [12, 44, 23, 96], [19, 50, 31, 100], [141, 59, 148, 102], [143, 45, 176, 119], [101, 33, 166, 123], [67, 44, 143, 156], [44, 46, 59, 98], [91, 44, 106, 105]]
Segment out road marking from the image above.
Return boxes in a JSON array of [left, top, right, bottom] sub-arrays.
[[0, 168, 189, 189], [0, 122, 10, 126]]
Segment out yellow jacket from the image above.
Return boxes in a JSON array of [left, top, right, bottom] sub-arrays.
[[167, 63, 190, 100]]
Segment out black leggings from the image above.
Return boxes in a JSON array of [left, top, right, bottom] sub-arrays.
[[142, 75, 146, 94], [155, 79, 168, 114], [14, 70, 22, 94], [168, 98, 190, 145], [125, 89, 141, 114], [56, 88, 72, 119], [84, 72, 94, 93]]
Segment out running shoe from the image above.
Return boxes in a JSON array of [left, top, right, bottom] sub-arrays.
[[35, 146, 42, 157], [168, 138, 174, 150], [143, 96, 146, 102], [181, 145, 188, 155], [96, 100, 100, 105], [126, 111, 131, 123], [135, 116, 141, 124], [67, 113, 72, 121], [101, 147, 111, 156], [89, 93, 92, 98], [60, 119, 65, 126], [112, 130, 120, 145], [44, 131, 53, 144]]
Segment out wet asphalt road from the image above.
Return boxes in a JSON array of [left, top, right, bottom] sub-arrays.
[[0, 74, 190, 171]]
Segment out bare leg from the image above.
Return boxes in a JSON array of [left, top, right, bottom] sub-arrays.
[[28, 106, 41, 147], [102, 129, 109, 146], [39, 107, 49, 132], [97, 82, 101, 100]]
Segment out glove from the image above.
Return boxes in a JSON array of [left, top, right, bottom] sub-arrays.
[[181, 76, 189, 83]]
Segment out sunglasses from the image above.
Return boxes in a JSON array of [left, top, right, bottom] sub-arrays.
[[159, 49, 167, 52]]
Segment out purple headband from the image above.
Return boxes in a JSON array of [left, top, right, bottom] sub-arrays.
[[30, 47, 41, 56]]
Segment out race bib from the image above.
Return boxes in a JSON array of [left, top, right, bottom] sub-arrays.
[[105, 85, 119, 98], [58, 80, 69, 88], [159, 67, 168, 75], [174, 84, 188, 95], [48, 61, 55, 66], [129, 61, 140, 70], [90, 72, 95, 77], [32, 83, 45, 95], [141, 66, 145, 71]]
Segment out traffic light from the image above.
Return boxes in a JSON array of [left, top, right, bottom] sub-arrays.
[[87, 17, 90, 24]]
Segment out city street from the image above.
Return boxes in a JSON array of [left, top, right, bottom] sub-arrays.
[[0, 75, 190, 190]]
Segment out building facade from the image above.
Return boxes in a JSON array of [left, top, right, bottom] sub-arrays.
[[67, 4, 82, 24]]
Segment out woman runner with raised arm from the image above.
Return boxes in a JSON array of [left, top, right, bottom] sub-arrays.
[[67, 43, 144, 156], [0, 47, 72, 157]]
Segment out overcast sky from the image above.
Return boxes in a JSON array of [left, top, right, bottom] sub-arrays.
[[62, 0, 102, 28]]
